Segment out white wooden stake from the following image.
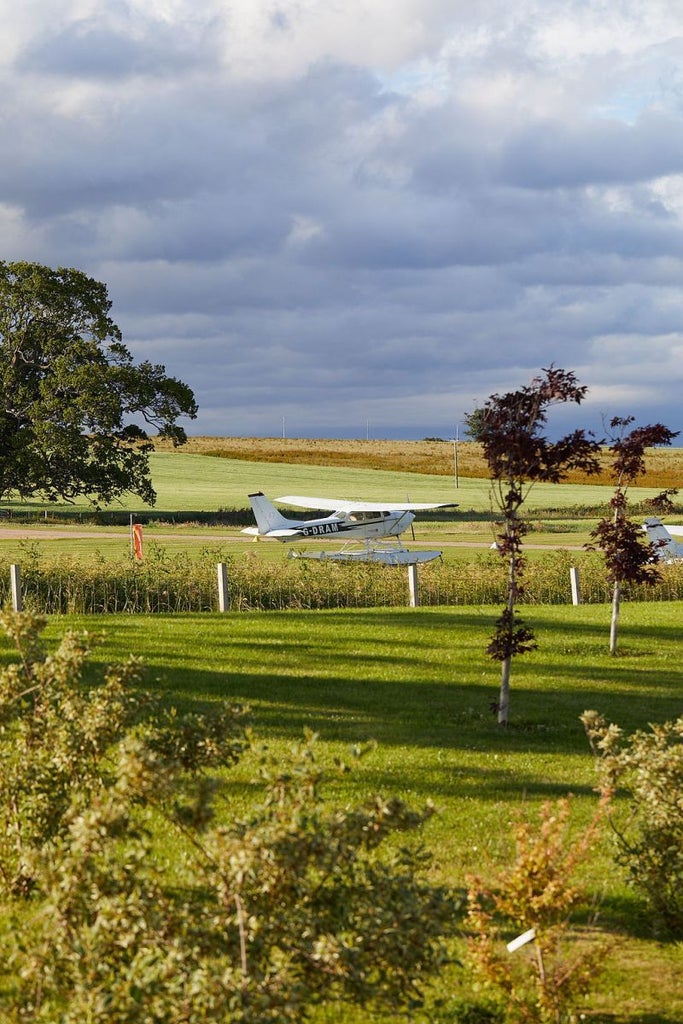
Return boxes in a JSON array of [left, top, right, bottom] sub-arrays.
[[217, 562, 229, 612], [10, 564, 22, 612], [570, 567, 581, 606], [408, 563, 420, 607]]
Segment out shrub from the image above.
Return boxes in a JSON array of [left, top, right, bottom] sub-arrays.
[[582, 709, 683, 937], [0, 612, 459, 1022], [0, 608, 247, 896], [465, 798, 608, 1023]]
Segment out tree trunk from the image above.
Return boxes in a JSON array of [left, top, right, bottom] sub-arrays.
[[498, 657, 511, 726], [498, 545, 516, 726], [609, 578, 621, 655]]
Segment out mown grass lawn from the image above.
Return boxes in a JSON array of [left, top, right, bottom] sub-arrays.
[[0, 518, 596, 565], [1, 450, 672, 516], [1, 601, 679, 1022]]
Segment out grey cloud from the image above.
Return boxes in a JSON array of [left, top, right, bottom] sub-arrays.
[[500, 112, 683, 189], [3, 4, 683, 439], [18, 13, 220, 80], [0, 59, 386, 231]]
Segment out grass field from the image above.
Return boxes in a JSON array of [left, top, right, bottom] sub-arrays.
[[155, 435, 683, 490], [0, 450, 608, 515], [0, 440, 672, 570], [0, 441, 681, 1020], [0, 516, 596, 563], [3, 603, 679, 1023], [3, 437, 682, 519]]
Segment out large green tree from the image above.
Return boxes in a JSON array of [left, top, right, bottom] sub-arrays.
[[0, 261, 197, 505]]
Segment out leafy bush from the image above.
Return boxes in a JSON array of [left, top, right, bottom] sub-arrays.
[[0, 608, 247, 896], [582, 709, 683, 937], [465, 798, 608, 1023], [0, 611, 459, 1022]]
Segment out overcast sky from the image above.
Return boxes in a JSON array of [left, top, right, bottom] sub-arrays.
[[3, 1, 683, 440]]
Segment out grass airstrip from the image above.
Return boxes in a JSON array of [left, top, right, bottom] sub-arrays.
[[0, 439, 681, 1021]]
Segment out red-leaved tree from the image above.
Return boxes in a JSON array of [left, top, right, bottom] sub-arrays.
[[470, 367, 601, 726], [588, 416, 679, 654]]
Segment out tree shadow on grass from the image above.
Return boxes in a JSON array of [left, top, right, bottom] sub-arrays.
[[585, 892, 682, 945], [139, 644, 679, 744], [1, 608, 679, 757], [342, 761, 598, 802], [42, 605, 676, 757]]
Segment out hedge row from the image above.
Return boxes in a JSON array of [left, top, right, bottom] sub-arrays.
[[2, 549, 683, 614]]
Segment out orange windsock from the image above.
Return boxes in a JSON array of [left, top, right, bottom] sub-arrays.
[[132, 523, 143, 561]]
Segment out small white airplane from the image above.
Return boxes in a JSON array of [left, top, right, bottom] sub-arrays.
[[642, 516, 683, 560], [243, 492, 457, 565]]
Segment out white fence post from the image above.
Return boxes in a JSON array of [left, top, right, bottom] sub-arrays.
[[10, 564, 22, 612], [408, 563, 420, 607], [217, 562, 229, 612], [570, 567, 581, 606]]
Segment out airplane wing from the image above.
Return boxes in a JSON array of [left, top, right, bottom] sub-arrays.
[[664, 524, 683, 536], [276, 495, 458, 513]]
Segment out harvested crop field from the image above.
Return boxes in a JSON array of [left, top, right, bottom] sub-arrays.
[[156, 435, 683, 489]]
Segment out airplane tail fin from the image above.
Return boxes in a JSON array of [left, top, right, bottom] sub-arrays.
[[248, 492, 292, 534], [643, 516, 683, 559]]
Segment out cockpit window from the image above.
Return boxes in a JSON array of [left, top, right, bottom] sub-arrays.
[[348, 510, 388, 522]]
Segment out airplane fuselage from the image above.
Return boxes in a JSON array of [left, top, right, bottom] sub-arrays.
[[275, 509, 414, 542], [242, 493, 420, 543]]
